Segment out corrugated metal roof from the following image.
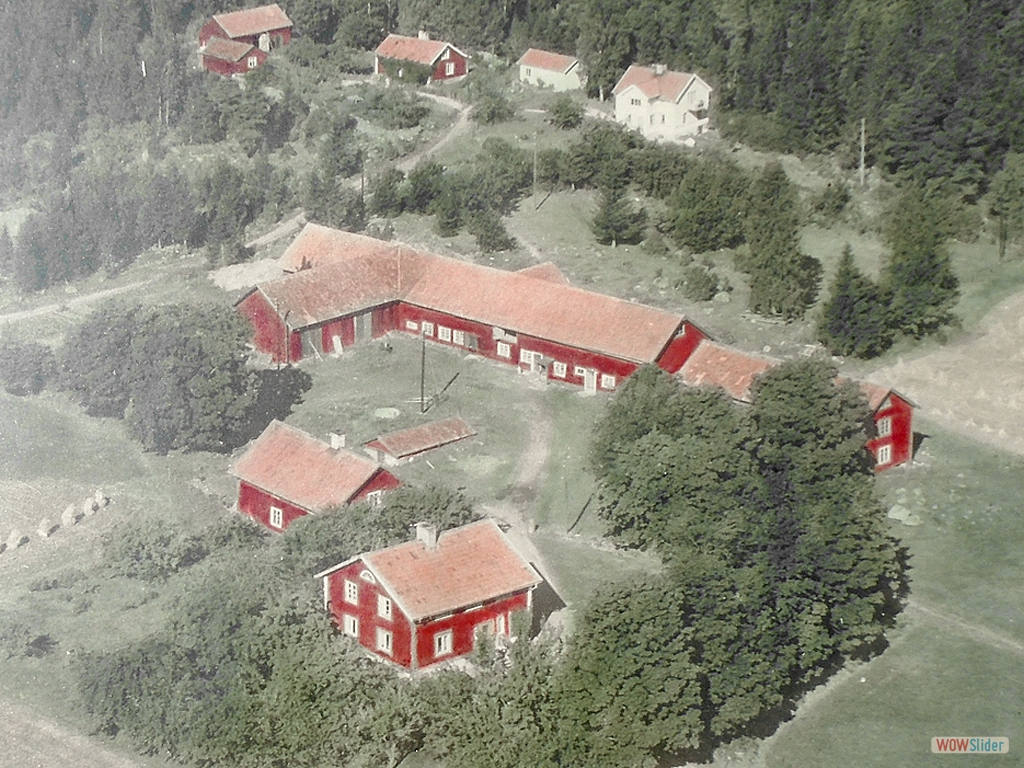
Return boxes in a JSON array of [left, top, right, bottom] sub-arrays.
[[230, 421, 383, 512], [516, 48, 579, 74], [375, 34, 465, 66], [612, 64, 704, 103], [678, 340, 778, 403], [213, 3, 292, 38], [200, 36, 255, 63], [371, 417, 476, 459], [364, 519, 542, 621]]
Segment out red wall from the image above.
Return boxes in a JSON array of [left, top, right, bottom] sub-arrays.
[[351, 469, 403, 502], [200, 48, 266, 76], [238, 481, 310, 531], [199, 19, 226, 45], [866, 393, 914, 472], [326, 561, 531, 669], [656, 323, 706, 373], [237, 290, 289, 362], [430, 48, 468, 80]]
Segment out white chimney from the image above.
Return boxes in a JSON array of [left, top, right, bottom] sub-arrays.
[[418, 30, 430, 40], [653, 63, 667, 76], [329, 432, 346, 450], [415, 521, 438, 549]]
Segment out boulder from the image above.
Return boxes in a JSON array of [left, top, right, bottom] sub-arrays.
[[37, 518, 57, 538], [6, 529, 27, 549], [61, 504, 80, 527]]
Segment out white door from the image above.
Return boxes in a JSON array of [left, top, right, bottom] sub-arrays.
[[583, 368, 597, 395]]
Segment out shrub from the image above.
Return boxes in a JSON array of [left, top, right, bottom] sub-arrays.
[[678, 265, 719, 301], [103, 520, 209, 582], [548, 94, 583, 129], [0, 339, 56, 395], [471, 91, 515, 124]]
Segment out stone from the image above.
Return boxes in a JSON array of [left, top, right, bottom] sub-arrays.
[[83, 498, 97, 517], [713, 291, 731, 304], [94, 489, 109, 507], [37, 518, 57, 538], [6, 529, 27, 549], [887, 504, 911, 522], [61, 504, 79, 527]]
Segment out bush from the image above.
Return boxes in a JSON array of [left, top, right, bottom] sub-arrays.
[[548, 94, 583, 129], [471, 91, 515, 125], [468, 209, 516, 252], [103, 520, 209, 582], [677, 265, 719, 301], [810, 182, 851, 222], [0, 339, 56, 395]]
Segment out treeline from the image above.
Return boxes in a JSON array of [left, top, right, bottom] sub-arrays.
[[67, 361, 903, 768]]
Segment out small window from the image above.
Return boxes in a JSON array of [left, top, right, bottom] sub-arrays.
[[344, 579, 358, 605], [877, 417, 892, 437], [405, 320, 418, 331], [445, 62, 455, 76], [378, 595, 392, 620], [465, 333, 479, 350], [434, 629, 453, 657], [376, 627, 393, 655], [247, 55, 258, 69], [441, 48, 450, 60], [519, 349, 532, 364], [343, 614, 358, 638], [573, 365, 586, 377], [438, 326, 452, 342], [421, 321, 434, 337], [553, 361, 567, 378], [497, 341, 511, 358], [525, 67, 531, 76], [452, 329, 465, 346], [876, 444, 892, 466], [365, 490, 384, 507], [269, 506, 283, 529], [601, 374, 616, 389]]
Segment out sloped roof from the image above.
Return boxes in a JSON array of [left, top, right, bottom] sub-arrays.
[[368, 417, 476, 459], [321, 519, 542, 621], [516, 261, 570, 284], [678, 340, 778, 403], [517, 48, 579, 74], [213, 3, 292, 38], [612, 64, 708, 103], [375, 34, 467, 66], [200, 36, 256, 63], [858, 381, 915, 411], [230, 421, 383, 512], [280, 223, 400, 272]]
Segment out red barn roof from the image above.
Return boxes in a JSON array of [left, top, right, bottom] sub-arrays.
[[230, 421, 384, 512], [516, 261, 570, 284], [678, 340, 778, 403], [279, 223, 400, 272], [319, 519, 541, 621], [375, 33, 467, 66], [367, 417, 476, 460], [200, 36, 257, 63], [857, 381, 915, 411], [213, 3, 292, 38], [516, 48, 579, 74], [612, 64, 704, 103]]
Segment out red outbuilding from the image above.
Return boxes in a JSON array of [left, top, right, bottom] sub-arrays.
[[199, 36, 267, 77], [229, 420, 401, 531], [365, 417, 477, 466], [199, 3, 291, 75], [374, 32, 469, 82], [315, 519, 542, 669], [235, 224, 706, 394]]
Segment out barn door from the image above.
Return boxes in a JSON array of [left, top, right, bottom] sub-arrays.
[[582, 369, 597, 395], [302, 329, 323, 359], [354, 312, 372, 344]]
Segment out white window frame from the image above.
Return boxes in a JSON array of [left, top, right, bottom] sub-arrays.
[[269, 506, 283, 529], [421, 321, 434, 337], [497, 341, 511, 359], [877, 416, 892, 437], [438, 326, 452, 342], [378, 595, 392, 621], [445, 61, 455, 76], [553, 361, 567, 378], [405, 320, 419, 331], [434, 629, 453, 657], [876, 443, 892, 466], [452, 329, 465, 346], [343, 614, 359, 638], [573, 365, 587, 377], [601, 374, 617, 389], [376, 627, 393, 655], [365, 490, 384, 507], [344, 579, 358, 605], [247, 55, 258, 69], [441, 48, 450, 60]]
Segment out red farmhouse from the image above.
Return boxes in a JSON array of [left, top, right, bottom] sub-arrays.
[[199, 37, 267, 76], [316, 519, 542, 669], [236, 223, 706, 394], [374, 32, 469, 82], [229, 420, 401, 531], [678, 339, 914, 472], [199, 3, 292, 74]]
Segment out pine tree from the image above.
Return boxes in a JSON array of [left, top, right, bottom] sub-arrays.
[[988, 153, 1024, 261], [818, 245, 892, 358], [591, 186, 646, 247]]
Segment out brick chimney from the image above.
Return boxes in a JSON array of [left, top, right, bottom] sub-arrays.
[[415, 521, 438, 549]]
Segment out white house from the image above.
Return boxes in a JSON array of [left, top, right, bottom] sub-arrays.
[[516, 48, 585, 92], [612, 64, 712, 141]]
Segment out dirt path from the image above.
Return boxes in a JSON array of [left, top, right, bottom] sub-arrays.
[[396, 93, 472, 173], [905, 599, 1024, 658], [0, 699, 162, 768]]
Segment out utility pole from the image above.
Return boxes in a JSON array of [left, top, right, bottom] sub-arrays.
[[533, 130, 538, 206], [860, 117, 866, 188], [420, 336, 426, 414]]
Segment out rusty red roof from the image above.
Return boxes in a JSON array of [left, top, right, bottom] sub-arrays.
[[517, 48, 579, 74], [857, 381, 915, 411], [612, 64, 707, 103], [213, 3, 292, 38], [280, 223, 399, 272], [230, 421, 386, 512], [516, 261, 569, 284], [375, 33, 467, 66], [322, 519, 541, 621], [200, 36, 256, 62], [678, 340, 778, 403], [369, 417, 476, 459]]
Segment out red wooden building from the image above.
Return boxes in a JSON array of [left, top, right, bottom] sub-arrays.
[[199, 36, 267, 77], [315, 519, 542, 669], [229, 420, 401, 531], [365, 416, 477, 466], [236, 224, 706, 394], [860, 382, 915, 472], [199, 3, 292, 74], [374, 32, 469, 82]]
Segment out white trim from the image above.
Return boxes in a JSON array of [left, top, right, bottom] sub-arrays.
[[269, 505, 283, 529], [405, 320, 418, 331], [343, 614, 359, 637], [876, 443, 892, 466], [434, 629, 453, 657], [600, 374, 616, 390], [453, 329, 465, 346], [438, 326, 452, 342], [497, 341, 511, 358], [573, 365, 586, 377], [877, 416, 892, 437], [421, 321, 434, 337], [376, 627, 393, 655], [344, 579, 358, 604], [553, 361, 567, 378], [378, 595, 392, 620]]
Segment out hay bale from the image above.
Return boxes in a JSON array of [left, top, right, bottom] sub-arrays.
[[82, 498, 97, 517], [94, 489, 109, 507], [37, 518, 57, 538], [61, 504, 79, 527], [6, 529, 27, 549]]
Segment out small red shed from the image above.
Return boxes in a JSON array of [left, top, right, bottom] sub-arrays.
[[860, 382, 915, 472], [199, 3, 293, 49], [199, 37, 267, 77], [316, 519, 542, 669], [229, 420, 401, 531], [365, 416, 477, 466], [374, 32, 469, 82]]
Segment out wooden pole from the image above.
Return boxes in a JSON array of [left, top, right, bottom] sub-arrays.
[[420, 336, 426, 413], [860, 117, 866, 188]]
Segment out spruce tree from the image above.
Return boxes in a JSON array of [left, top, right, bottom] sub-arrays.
[[818, 245, 892, 358], [591, 186, 646, 247]]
